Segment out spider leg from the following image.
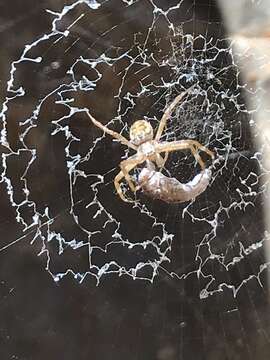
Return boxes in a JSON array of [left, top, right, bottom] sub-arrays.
[[114, 155, 146, 202], [87, 112, 137, 151], [114, 170, 133, 202], [190, 140, 215, 160], [156, 140, 214, 170], [156, 152, 169, 171], [190, 145, 205, 170], [155, 84, 197, 141], [120, 157, 141, 192]]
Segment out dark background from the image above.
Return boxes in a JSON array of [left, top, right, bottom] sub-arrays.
[[0, 1, 270, 359]]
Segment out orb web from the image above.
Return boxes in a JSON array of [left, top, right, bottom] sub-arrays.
[[0, 0, 267, 298]]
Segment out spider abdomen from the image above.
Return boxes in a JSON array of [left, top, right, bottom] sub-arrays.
[[129, 120, 154, 145]]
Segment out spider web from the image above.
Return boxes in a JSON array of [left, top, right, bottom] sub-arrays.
[[0, 0, 267, 298]]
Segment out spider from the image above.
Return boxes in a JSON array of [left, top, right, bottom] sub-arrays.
[[87, 85, 215, 202]]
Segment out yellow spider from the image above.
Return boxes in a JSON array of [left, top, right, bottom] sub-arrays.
[[87, 85, 214, 202]]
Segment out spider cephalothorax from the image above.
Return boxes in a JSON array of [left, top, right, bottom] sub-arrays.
[[129, 120, 154, 146], [87, 84, 214, 202]]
